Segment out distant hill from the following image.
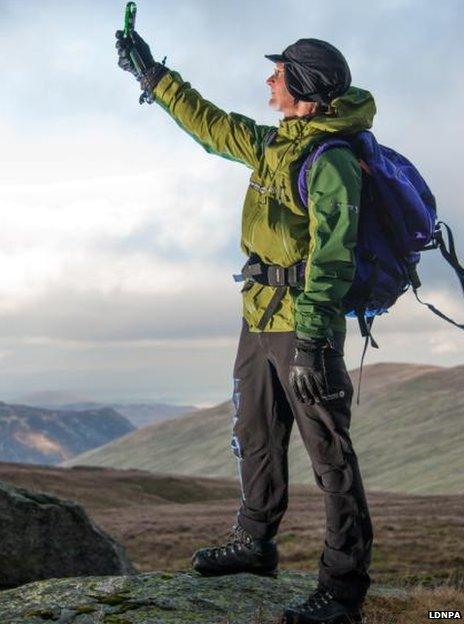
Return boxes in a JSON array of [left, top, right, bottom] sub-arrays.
[[15, 392, 197, 429], [62, 363, 464, 494], [0, 402, 135, 465]]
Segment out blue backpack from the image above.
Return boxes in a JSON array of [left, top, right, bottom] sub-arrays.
[[298, 131, 464, 396]]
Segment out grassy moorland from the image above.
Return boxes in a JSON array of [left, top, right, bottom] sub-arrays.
[[0, 463, 462, 622]]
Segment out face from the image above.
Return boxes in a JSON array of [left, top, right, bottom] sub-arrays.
[[266, 62, 295, 113]]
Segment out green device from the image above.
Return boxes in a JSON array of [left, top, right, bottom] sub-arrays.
[[123, 2, 151, 103], [123, 2, 145, 76], [124, 1, 137, 38]]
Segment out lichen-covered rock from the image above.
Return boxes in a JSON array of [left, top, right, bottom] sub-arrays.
[[0, 481, 136, 589], [0, 570, 408, 623]]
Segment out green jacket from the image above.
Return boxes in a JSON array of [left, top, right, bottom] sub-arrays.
[[152, 71, 376, 338]]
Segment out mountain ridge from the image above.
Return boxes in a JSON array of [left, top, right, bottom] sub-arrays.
[[13, 392, 198, 429], [0, 402, 135, 465]]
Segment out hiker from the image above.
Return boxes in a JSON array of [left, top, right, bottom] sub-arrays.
[[116, 32, 374, 624]]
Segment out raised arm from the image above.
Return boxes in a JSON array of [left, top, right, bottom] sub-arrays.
[[116, 30, 274, 170], [151, 71, 274, 169]]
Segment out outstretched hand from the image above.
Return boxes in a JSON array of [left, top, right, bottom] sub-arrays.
[[115, 30, 155, 78]]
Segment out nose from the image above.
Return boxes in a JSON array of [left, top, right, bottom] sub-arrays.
[[266, 74, 275, 86]]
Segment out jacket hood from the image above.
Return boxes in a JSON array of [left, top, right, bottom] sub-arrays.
[[310, 86, 376, 135], [277, 86, 376, 141]]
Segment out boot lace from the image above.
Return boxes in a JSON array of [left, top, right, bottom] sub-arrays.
[[206, 524, 253, 558], [302, 587, 335, 613]]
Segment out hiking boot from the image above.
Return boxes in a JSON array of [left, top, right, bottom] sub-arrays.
[[191, 524, 278, 577], [282, 585, 365, 624]]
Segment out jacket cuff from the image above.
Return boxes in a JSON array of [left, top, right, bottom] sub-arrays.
[[296, 328, 334, 341], [295, 334, 334, 350], [139, 63, 169, 95]]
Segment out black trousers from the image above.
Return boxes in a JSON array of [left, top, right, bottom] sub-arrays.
[[231, 320, 373, 601]]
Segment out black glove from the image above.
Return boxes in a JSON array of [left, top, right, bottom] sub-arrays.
[[115, 30, 168, 104], [289, 336, 334, 404], [115, 29, 155, 77]]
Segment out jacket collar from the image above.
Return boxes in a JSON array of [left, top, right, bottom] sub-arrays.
[[275, 86, 377, 143], [277, 116, 316, 141]]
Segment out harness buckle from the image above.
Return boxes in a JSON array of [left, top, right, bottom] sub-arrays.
[[287, 265, 299, 287], [267, 265, 286, 286]]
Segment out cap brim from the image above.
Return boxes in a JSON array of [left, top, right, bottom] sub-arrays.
[[264, 54, 285, 62]]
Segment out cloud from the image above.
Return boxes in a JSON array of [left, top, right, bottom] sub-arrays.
[[0, 275, 239, 341], [0, 116, 248, 306], [0, 0, 463, 402]]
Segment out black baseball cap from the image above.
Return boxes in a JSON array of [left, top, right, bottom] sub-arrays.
[[265, 38, 351, 105]]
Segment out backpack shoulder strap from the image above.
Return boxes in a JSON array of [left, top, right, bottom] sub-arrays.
[[263, 128, 278, 148], [297, 138, 354, 208]]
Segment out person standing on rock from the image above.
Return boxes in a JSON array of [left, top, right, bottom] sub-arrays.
[[116, 30, 374, 624]]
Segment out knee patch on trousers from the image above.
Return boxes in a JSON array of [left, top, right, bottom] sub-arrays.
[[311, 429, 354, 495], [315, 461, 354, 495]]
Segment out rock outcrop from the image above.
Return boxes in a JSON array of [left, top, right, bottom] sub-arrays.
[[0, 481, 136, 589], [0, 570, 409, 624]]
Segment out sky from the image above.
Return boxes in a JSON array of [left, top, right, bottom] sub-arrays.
[[0, 0, 463, 405]]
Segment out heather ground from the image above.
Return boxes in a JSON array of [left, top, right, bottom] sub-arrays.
[[1, 462, 462, 622]]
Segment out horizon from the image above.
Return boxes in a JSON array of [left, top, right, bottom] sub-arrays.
[[4, 360, 456, 406]]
